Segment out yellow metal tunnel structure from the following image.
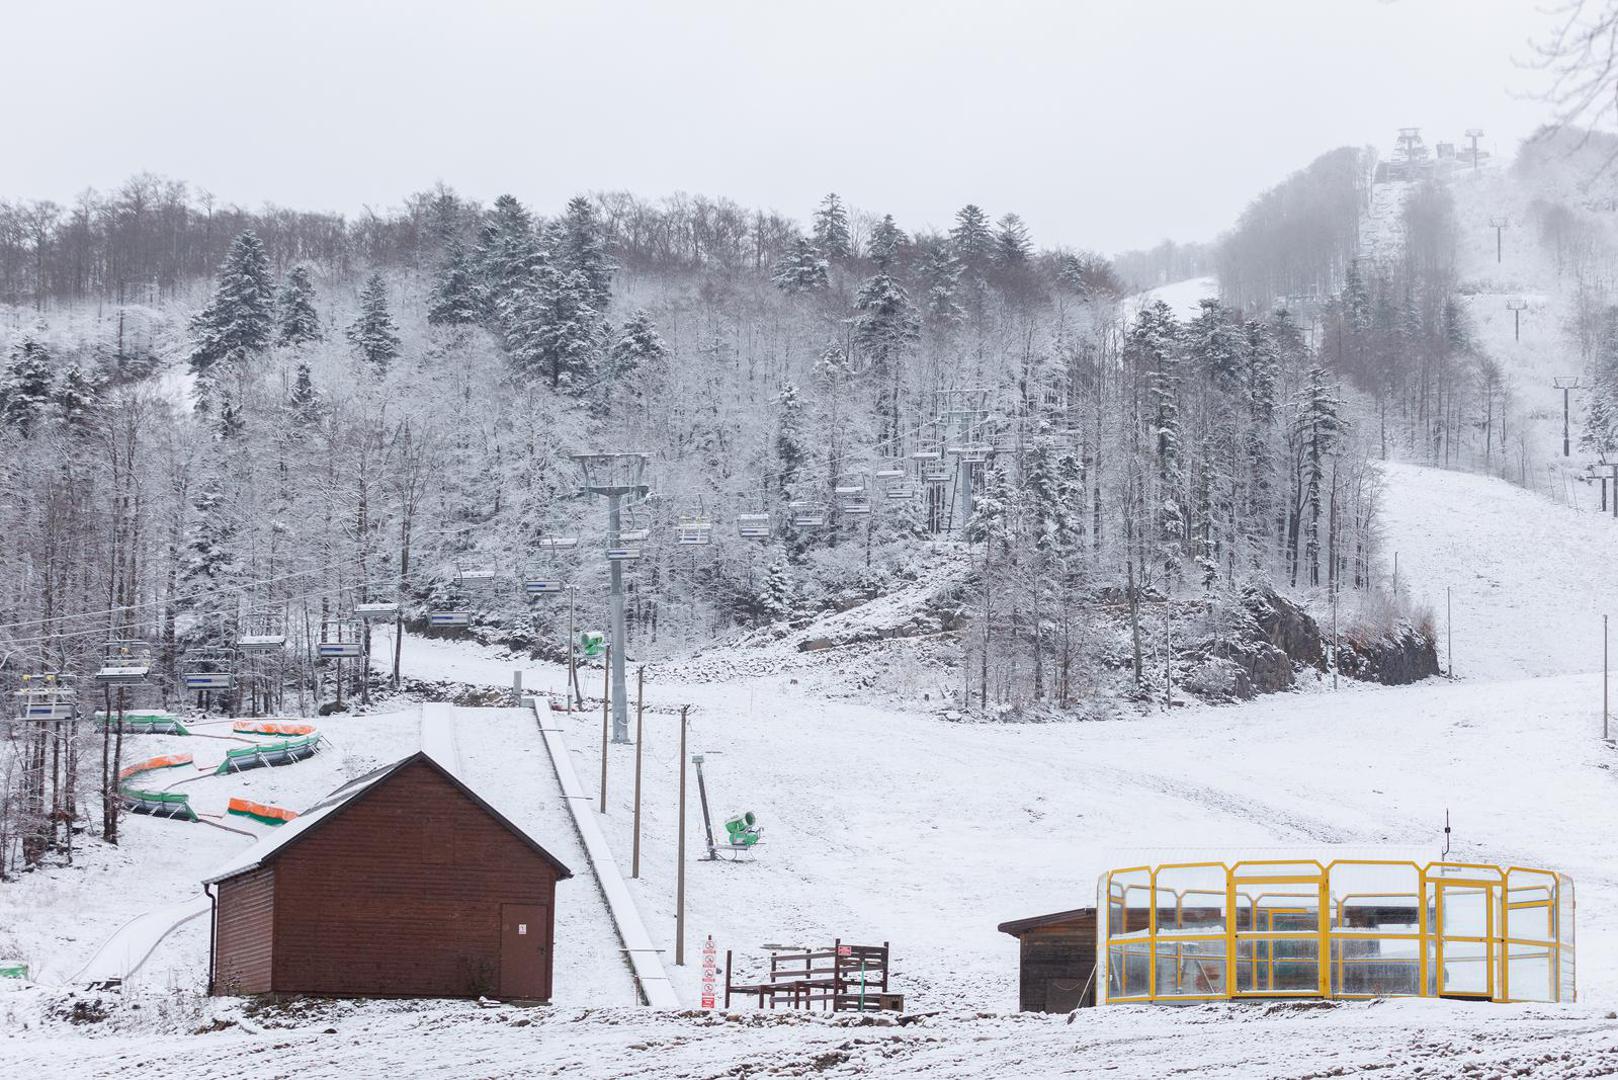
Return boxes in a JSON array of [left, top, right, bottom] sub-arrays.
[[1097, 860, 1573, 1004]]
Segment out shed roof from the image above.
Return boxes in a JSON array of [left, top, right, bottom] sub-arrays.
[[997, 907, 1097, 937], [203, 751, 573, 885]]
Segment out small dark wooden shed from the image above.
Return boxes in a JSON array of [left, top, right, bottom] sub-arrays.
[[998, 907, 1098, 1012], [204, 751, 571, 1001]]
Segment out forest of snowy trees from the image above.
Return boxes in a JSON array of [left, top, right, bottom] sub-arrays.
[[0, 175, 1400, 875]]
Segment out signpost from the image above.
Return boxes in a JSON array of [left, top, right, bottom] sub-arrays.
[[701, 935, 718, 1009]]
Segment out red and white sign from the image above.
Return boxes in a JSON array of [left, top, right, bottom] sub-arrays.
[[837, 945, 851, 957], [700, 935, 718, 1009]]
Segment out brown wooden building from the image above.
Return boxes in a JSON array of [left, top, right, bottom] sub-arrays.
[[204, 751, 571, 1001], [998, 907, 1097, 1012]]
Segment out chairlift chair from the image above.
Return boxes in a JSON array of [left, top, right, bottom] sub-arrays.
[[428, 610, 472, 628], [676, 514, 714, 546], [181, 647, 236, 692], [524, 577, 567, 596], [605, 546, 642, 562], [618, 505, 652, 544], [354, 600, 400, 619], [839, 494, 873, 517], [95, 640, 153, 685], [316, 620, 364, 659], [885, 480, 917, 500], [874, 458, 908, 480], [735, 513, 772, 540], [15, 674, 76, 721], [788, 501, 826, 528], [922, 462, 952, 484], [834, 474, 867, 497], [236, 610, 287, 653], [536, 536, 580, 552]]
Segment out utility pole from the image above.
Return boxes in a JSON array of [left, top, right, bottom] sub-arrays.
[[1489, 216, 1508, 264], [1331, 582, 1340, 690], [676, 704, 689, 966], [632, 665, 645, 878], [1447, 587, 1454, 680], [1554, 377, 1583, 457], [1507, 297, 1528, 342], [599, 644, 610, 814], [1605, 615, 1610, 741], [566, 584, 579, 710], [572, 453, 649, 744]]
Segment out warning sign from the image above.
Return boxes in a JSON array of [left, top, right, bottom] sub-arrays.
[[700, 935, 718, 1009]]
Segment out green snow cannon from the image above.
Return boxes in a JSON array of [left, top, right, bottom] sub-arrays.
[[724, 811, 762, 849], [577, 631, 606, 659]]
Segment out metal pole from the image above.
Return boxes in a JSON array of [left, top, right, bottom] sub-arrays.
[[695, 754, 717, 860], [632, 665, 644, 878], [1564, 387, 1572, 457], [566, 586, 576, 712], [607, 493, 630, 743], [676, 704, 689, 966], [1447, 587, 1453, 680], [1605, 615, 1610, 741], [1331, 583, 1339, 690], [600, 644, 610, 814]]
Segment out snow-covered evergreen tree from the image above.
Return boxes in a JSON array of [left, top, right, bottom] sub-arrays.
[[771, 237, 829, 293], [812, 193, 852, 260], [774, 383, 808, 493], [994, 213, 1032, 266], [1, 337, 53, 435], [853, 271, 920, 438], [1297, 365, 1345, 586], [347, 273, 401, 373], [428, 244, 481, 327], [289, 361, 320, 430], [950, 204, 993, 269], [868, 214, 907, 270], [276, 264, 323, 346], [560, 195, 615, 311], [189, 231, 275, 377], [52, 365, 101, 429], [759, 555, 796, 621], [1129, 300, 1184, 581]]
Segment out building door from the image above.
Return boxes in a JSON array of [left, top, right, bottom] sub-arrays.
[[499, 903, 551, 1001], [1432, 881, 1497, 999]]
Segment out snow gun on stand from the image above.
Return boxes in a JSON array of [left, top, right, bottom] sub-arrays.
[[693, 752, 762, 860]]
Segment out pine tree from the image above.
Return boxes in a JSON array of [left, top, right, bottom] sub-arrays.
[[852, 271, 920, 439], [610, 309, 668, 380], [347, 273, 401, 373], [428, 243, 481, 327], [560, 195, 615, 311], [52, 365, 102, 429], [476, 194, 541, 330], [868, 214, 907, 270], [994, 213, 1033, 266], [918, 244, 966, 327], [189, 231, 276, 376], [950, 204, 993, 269], [812, 193, 852, 260], [1128, 300, 1185, 580], [771, 237, 829, 293], [276, 264, 323, 346], [184, 479, 236, 585], [774, 383, 808, 492], [289, 362, 320, 429], [1298, 365, 1345, 586], [1, 337, 53, 435], [759, 555, 797, 621], [507, 261, 605, 391]]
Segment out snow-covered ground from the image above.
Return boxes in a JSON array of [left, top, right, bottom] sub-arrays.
[[1138, 275, 1217, 321], [7, 459, 1618, 1076]]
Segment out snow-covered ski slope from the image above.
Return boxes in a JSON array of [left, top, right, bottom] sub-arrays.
[[9, 462, 1618, 1077]]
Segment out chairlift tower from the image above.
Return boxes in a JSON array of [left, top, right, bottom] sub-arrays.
[[936, 389, 992, 533], [1506, 296, 1529, 342], [1465, 128, 1484, 171], [572, 452, 650, 744], [1554, 377, 1584, 457]]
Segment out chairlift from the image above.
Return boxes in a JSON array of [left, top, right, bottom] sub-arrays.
[[536, 536, 580, 552], [429, 610, 472, 628], [15, 674, 76, 721], [317, 619, 364, 659], [885, 480, 917, 500], [181, 647, 236, 692], [525, 577, 567, 596], [788, 500, 826, 528], [735, 513, 772, 540], [605, 546, 642, 562], [922, 462, 952, 484], [237, 610, 286, 652], [619, 505, 652, 544], [834, 474, 867, 497], [839, 494, 873, 517], [354, 600, 400, 619], [457, 566, 502, 588], [676, 514, 714, 546], [911, 448, 942, 462], [95, 640, 153, 685], [874, 458, 908, 480]]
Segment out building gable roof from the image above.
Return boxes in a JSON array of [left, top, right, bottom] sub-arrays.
[[203, 751, 572, 885], [997, 907, 1097, 937]]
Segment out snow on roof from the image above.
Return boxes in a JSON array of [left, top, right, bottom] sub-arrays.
[[202, 750, 571, 885]]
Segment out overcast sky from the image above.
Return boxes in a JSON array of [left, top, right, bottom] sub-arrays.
[[1, 0, 1561, 255]]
